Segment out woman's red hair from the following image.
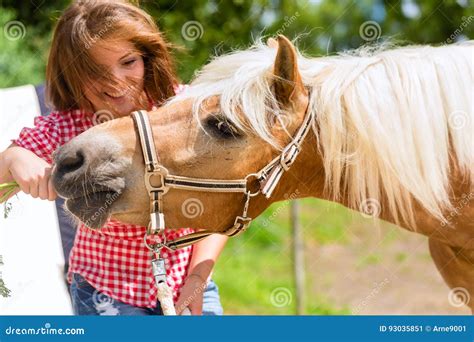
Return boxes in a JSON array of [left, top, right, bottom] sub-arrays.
[[46, 0, 177, 111]]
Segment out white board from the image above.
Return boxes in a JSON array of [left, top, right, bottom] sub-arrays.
[[0, 85, 72, 314]]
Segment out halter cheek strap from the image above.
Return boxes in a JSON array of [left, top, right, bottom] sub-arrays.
[[131, 94, 313, 251], [259, 112, 314, 198]]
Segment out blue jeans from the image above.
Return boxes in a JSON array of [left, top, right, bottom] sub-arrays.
[[69, 273, 224, 315]]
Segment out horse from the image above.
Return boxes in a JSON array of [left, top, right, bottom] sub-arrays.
[[51, 36, 473, 312]]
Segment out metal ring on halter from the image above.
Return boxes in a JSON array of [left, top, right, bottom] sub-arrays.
[[244, 173, 262, 197], [147, 221, 159, 236], [143, 230, 169, 253], [143, 233, 160, 252]]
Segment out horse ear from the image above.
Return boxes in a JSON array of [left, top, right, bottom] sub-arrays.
[[272, 35, 305, 107], [267, 37, 278, 49]]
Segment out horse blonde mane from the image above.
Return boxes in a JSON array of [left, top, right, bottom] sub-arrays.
[[172, 40, 473, 226]]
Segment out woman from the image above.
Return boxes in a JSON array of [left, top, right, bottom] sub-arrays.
[[0, 0, 227, 315]]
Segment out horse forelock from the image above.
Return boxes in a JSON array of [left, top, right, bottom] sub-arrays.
[[170, 40, 473, 227]]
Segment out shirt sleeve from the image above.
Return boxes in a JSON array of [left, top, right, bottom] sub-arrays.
[[12, 112, 65, 165]]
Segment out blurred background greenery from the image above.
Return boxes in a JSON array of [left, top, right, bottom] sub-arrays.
[[1, 0, 472, 86], [0, 0, 472, 314]]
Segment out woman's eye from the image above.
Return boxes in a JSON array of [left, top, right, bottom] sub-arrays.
[[205, 116, 242, 140], [122, 59, 136, 66]]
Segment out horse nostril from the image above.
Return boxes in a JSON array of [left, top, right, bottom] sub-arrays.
[[58, 150, 85, 175]]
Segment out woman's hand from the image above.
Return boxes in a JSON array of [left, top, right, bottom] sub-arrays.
[[2, 146, 57, 201], [175, 273, 207, 315], [176, 235, 229, 315]]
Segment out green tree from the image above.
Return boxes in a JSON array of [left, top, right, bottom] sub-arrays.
[[1, 0, 471, 86]]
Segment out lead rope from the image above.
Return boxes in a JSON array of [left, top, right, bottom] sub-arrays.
[[145, 192, 254, 315], [149, 232, 186, 315], [152, 255, 176, 315], [156, 283, 176, 315]]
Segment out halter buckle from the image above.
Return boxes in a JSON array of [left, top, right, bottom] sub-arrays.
[[280, 142, 300, 171], [145, 166, 170, 194], [244, 173, 262, 197], [231, 216, 252, 236]]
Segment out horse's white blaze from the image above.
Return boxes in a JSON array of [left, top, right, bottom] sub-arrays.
[[170, 41, 473, 227]]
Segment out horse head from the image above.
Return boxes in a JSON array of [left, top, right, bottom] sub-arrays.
[[51, 36, 317, 230]]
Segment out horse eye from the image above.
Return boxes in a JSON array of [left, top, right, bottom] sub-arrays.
[[205, 116, 242, 139]]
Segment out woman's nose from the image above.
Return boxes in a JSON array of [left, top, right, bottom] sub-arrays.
[[111, 66, 129, 84]]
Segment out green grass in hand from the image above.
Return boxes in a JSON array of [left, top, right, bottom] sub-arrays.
[[0, 182, 19, 219], [0, 182, 17, 296]]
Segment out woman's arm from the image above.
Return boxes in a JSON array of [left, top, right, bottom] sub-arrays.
[[188, 234, 229, 280], [175, 234, 228, 315], [0, 143, 17, 178], [0, 143, 56, 201]]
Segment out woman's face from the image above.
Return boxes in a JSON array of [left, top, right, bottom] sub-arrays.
[[84, 40, 147, 118]]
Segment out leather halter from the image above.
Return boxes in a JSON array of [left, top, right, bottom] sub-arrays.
[[131, 97, 313, 251]]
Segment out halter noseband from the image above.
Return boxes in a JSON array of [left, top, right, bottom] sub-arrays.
[[131, 97, 313, 251]]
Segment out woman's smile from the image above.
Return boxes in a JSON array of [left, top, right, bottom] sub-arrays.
[[84, 40, 146, 117]]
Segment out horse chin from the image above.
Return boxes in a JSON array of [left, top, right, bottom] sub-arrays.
[[110, 211, 149, 227], [64, 190, 120, 229]]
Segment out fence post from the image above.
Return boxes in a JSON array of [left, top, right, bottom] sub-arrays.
[[291, 200, 305, 314]]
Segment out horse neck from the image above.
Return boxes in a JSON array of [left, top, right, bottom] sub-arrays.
[[270, 128, 427, 232]]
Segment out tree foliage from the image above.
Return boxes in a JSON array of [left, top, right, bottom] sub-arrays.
[[0, 0, 472, 85]]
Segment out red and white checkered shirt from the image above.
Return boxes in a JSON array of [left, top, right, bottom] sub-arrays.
[[13, 92, 194, 308]]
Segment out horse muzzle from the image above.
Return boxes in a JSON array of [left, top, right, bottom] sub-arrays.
[[51, 133, 127, 228]]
